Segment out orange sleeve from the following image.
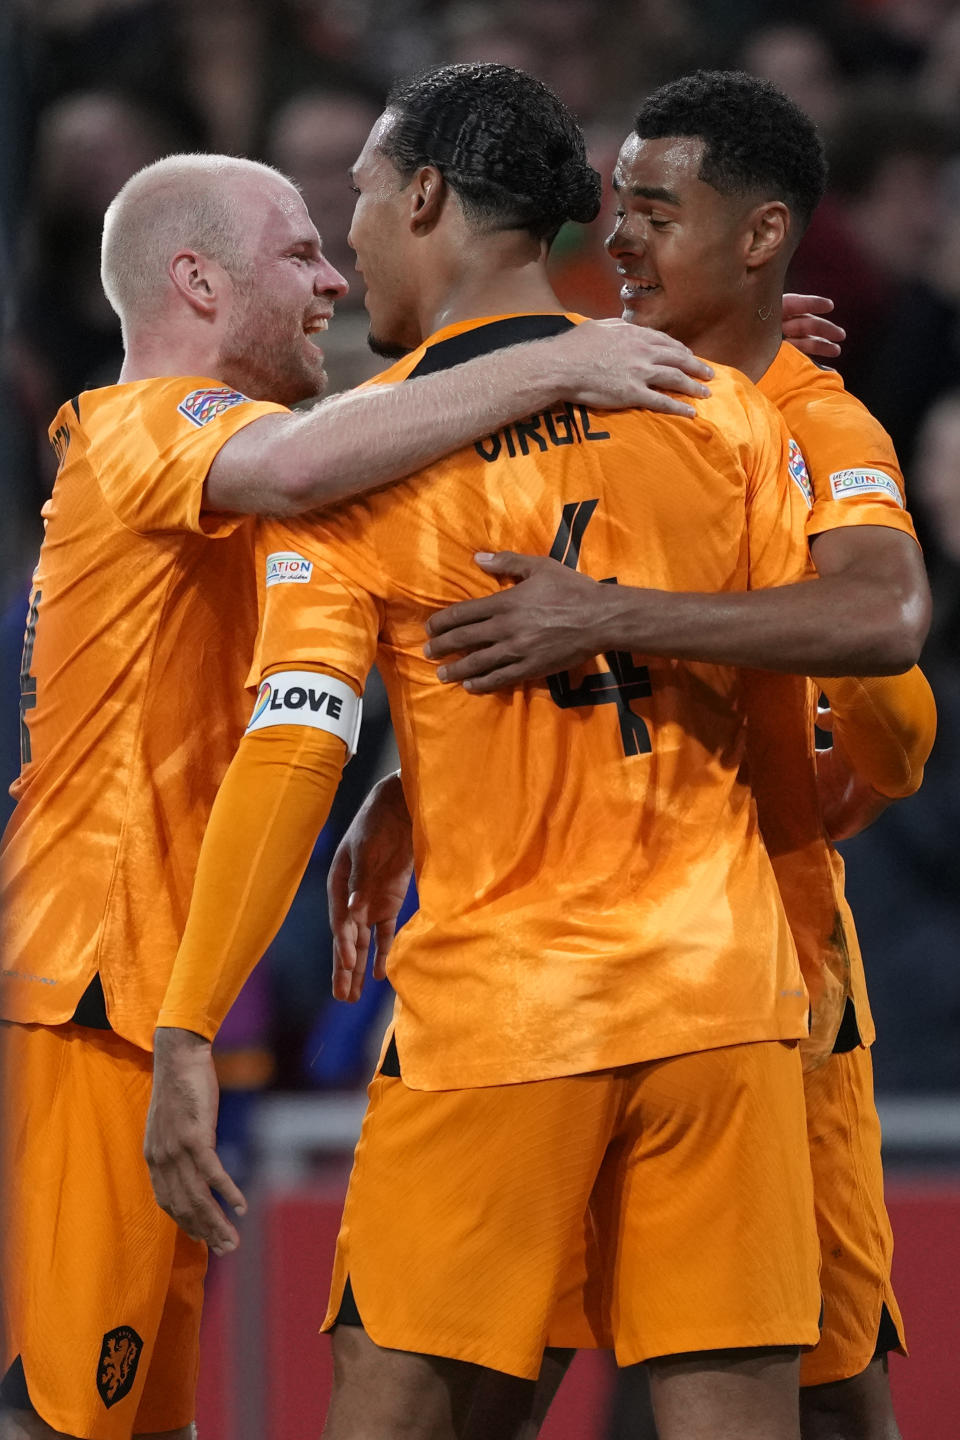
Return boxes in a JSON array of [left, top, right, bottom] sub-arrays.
[[815, 667, 937, 798], [784, 389, 918, 546], [156, 722, 346, 1039], [90, 380, 286, 538], [247, 516, 382, 690]]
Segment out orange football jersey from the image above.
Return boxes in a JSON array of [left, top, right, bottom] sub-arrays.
[[0, 377, 284, 1048], [248, 313, 812, 1090], [751, 342, 922, 1054]]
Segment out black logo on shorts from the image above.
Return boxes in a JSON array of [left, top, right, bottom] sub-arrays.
[[97, 1326, 143, 1408]]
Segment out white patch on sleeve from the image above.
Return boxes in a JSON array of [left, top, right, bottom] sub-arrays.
[[246, 670, 362, 756], [828, 468, 904, 507], [265, 551, 314, 586]]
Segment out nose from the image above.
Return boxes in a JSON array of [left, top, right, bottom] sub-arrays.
[[605, 216, 641, 261], [317, 255, 349, 300]]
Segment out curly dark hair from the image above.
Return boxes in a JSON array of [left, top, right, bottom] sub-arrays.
[[380, 62, 601, 244], [634, 70, 827, 231]]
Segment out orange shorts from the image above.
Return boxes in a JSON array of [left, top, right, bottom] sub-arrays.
[[800, 1043, 906, 1386], [548, 1041, 906, 1387], [322, 1039, 821, 1378], [0, 1022, 207, 1440]]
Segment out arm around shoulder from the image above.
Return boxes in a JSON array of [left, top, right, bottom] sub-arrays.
[[808, 524, 931, 675], [203, 321, 714, 518]]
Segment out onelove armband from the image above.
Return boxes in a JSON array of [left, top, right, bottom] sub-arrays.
[[247, 668, 362, 756]]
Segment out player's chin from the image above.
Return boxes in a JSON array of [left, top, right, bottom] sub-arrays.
[[621, 299, 663, 329], [281, 363, 328, 407], [367, 327, 410, 361]]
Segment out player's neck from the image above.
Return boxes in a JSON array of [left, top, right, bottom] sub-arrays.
[[423, 249, 564, 338], [686, 305, 784, 384], [119, 330, 225, 386]]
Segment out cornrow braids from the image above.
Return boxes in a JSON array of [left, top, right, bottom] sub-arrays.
[[381, 62, 601, 244]]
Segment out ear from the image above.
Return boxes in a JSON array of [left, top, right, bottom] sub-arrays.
[[744, 201, 790, 272], [169, 250, 224, 317], [407, 165, 447, 235]]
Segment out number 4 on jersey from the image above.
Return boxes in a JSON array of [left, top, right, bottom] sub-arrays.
[[546, 501, 653, 756]]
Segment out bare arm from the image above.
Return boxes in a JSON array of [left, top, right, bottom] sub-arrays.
[[204, 320, 713, 515], [424, 525, 930, 688]]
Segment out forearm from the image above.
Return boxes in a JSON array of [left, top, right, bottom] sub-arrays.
[[589, 572, 920, 676], [815, 667, 937, 797], [157, 725, 346, 1039], [213, 344, 581, 516]]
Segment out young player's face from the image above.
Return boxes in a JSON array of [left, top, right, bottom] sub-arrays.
[[221, 179, 348, 406], [607, 134, 755, 348], [348, 112, 425, 359]]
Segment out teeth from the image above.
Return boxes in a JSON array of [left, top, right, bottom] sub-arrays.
[[304, 318, 329, 334]]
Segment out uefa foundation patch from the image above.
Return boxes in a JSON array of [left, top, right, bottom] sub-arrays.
[[829, 467, 904, 506], [177, 387, 248, 427]]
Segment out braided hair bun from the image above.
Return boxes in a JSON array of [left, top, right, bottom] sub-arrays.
[[381, 63, 601, 241], [556, 155, 602, 225]]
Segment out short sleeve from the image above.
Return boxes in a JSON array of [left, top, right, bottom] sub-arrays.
[[89, 378, 287, 538], [787, 393, 918, 545], [247, 517, 382, 695], [743, 402, 812, 591]]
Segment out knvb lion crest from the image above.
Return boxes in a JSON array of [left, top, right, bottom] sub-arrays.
[[97, 1325, 143, 1409]]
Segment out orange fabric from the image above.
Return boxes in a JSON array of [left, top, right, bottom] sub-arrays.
[[0, 1021, 206, 1437], [816, 667, 937, 798], [750, 342, 925, 1057], [323, 1040, 820, 1375], [0, 377, 285, 1048], [158, 722, 347, 1038], [760, 342, 917, 545], [742, 667, 852, 1064], [546, 1043, 904, 1386], [251, 312, 811, 1090], [800, 1044, 906, 1385]]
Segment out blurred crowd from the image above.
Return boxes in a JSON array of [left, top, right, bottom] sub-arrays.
[[2, 0, 958, 1097]]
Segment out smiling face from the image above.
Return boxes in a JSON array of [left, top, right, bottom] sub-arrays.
[[347, 111, 426, 359], [219, 174, 348, 405], [607, 134, 759, 349]]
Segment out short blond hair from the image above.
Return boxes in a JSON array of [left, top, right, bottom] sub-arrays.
[[101, 153, 295, 325]]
